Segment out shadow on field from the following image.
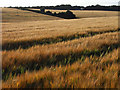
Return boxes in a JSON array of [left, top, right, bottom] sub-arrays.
[[2, 42, 120, 81], [2, 29, 119, 51]]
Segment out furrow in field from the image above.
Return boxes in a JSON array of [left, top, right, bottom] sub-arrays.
[[2, 29, 119, 51]]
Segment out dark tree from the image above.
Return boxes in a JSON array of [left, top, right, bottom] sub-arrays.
[[40, 7, 45, 13], [64, 10, 76, 19], [46, 11, 53, 15], [53, 12, 57, 16], [57, 10, 76, 19]]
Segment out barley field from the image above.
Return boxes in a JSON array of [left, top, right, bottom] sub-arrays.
[[2, 8, 120, 88]]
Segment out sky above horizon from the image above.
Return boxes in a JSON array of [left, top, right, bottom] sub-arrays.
[[0, 0, 120, 7]]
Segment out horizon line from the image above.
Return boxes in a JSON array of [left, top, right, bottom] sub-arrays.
[[1, 4, 119, 8]]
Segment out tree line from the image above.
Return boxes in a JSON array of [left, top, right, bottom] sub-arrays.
[[9, 4, 120, 11]]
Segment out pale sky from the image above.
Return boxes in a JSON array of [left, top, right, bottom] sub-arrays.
[[0, 0, 120, 7]]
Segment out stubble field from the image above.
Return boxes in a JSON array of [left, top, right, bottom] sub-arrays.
[[2, 8, 120, 88]]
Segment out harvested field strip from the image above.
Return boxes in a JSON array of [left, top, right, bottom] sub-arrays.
[[2, 29, 119, 51], [2, 41, 120, 81], [2, 48, 119, 88]]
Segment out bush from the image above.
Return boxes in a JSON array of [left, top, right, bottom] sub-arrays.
[[57, 10, 76, 19], [43, 10, 76, 19], [53, 12, 57, 16], [46, 11, 53, 15], [65, 10, 76, 19]]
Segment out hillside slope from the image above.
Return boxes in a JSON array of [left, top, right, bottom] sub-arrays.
[[2, 8, 62, 23]]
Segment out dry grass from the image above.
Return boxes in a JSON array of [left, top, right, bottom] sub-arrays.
[[2, 48, 120, 88], [2, 8, 120, 88]]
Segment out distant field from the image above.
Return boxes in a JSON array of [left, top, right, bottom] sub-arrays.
[[47, 9, 118, 18], [2, 8, 61, 23], [2, 8, 120, 88], [31, 8, 118, 18]]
